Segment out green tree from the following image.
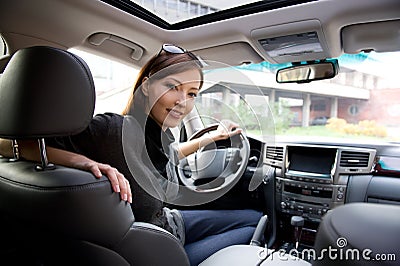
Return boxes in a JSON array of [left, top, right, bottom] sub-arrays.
[[269, 100, 295, 134]]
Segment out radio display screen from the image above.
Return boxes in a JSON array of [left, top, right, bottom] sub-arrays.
[[287, 146, 337, 176]]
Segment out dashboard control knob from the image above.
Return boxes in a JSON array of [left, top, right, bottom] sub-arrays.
[[280, 202, 287, 209]]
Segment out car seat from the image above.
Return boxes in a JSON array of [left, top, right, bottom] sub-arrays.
[[0, 46, 189, 266], [312, 202, 400, 266]]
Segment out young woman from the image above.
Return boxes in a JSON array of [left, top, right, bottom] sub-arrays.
[[0, 44, 262, 265]]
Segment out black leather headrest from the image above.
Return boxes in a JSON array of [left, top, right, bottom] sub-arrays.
[[0, 46, 95, 139]]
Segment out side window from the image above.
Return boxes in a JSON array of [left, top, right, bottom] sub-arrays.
[[69, 49, 139, 114], [0, 35, 6, 57], [0, 35, 7, 75]]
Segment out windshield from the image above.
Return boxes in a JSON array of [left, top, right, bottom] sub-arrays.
[[72, 48, 400, 144], [196, 51, 400, 144]]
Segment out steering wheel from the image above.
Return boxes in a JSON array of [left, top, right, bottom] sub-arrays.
[[177, 124, 250, 194]]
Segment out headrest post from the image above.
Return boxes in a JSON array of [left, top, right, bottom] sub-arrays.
[[35, 138, 55, 171], [8, 139, 20, 162]]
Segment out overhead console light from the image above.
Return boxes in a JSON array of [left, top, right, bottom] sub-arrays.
[[259, 31, 322, 58], [251, 20, 330, 64]]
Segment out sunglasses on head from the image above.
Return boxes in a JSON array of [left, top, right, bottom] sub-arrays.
[[156, 44, 207, 68]]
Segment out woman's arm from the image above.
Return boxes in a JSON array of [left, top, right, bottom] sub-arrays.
[[0, 139, 132, 203], [177, 120, 242, 159]]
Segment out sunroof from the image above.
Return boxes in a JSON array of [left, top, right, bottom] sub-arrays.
[[128, 0, 260, 24], [102, 0, 316, 29]]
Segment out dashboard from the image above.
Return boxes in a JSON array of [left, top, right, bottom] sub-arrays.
[[262, 139, 400, 216], [241, 136, 400, 247]]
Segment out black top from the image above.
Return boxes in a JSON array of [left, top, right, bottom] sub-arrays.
[[133, 110, 175, 181], [47, 112, 175, 233]]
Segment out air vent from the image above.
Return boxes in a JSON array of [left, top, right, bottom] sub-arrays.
[[266, 146, 284, 162], [340, 151, 370, 167]]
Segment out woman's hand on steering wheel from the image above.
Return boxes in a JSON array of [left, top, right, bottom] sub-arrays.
[[210, 120, 242, 142]]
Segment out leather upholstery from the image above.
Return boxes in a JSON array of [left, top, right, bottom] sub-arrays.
[[0, 46, 189, 266], [0, 46, 95, 138], [313, 203, 400, 265]]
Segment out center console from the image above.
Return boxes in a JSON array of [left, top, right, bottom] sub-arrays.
[[266, 144, 376, 222], [276, 145, 344, 221], [263, 144, 376, 253]]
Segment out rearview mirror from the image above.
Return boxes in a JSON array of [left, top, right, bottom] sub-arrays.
[[276, 60, 338, 83]]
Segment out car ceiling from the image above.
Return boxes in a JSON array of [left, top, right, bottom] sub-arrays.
[[0, 0, 399, 71]]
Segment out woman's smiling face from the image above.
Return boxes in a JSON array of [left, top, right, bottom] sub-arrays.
[[143, 68, 202, 130]]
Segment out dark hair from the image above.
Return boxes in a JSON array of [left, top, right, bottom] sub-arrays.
[[122, 51, 204, 115]]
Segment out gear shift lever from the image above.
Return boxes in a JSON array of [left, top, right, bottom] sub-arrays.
[[250, 215, 268, 246], [291, 216, 304, 250]]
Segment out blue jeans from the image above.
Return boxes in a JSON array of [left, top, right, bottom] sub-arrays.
[[180, 209, 263, 266]]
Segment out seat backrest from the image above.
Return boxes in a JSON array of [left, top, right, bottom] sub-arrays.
[[0, 46, 189, 266], [312, 202, 400, 266]]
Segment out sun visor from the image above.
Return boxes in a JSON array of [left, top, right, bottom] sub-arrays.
[[251, 20, 330, 64], [193, 42, 264, 67], [342, 20, 400, 54]]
